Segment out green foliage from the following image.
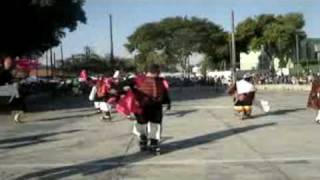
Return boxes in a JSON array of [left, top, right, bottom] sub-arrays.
[[0, 0, 86, 57], [236, 13, 306, 69], [64, 46, 136, 74], [126, 16, 229, 71]]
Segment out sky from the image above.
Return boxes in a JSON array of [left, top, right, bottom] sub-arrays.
[[58, 0, 320, 59]]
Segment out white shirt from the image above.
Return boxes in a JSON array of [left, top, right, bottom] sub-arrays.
[[236, 80, 256, 94]]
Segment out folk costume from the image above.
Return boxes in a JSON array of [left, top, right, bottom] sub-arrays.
[[307, 77, 320, 123], [94, 77, 118, 121], [228, 74, 256, 120], [132, 73, 171, 154]]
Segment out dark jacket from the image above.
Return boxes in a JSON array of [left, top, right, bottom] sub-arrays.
[[0, 69, 13, 86]]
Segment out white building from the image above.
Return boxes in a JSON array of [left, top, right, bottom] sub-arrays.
[[240, 51, 261, 70], [240, 51, 294, 75]]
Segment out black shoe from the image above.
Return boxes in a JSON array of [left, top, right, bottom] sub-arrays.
[[139, 135, 148, 152], [101, 115, 111, 121], [239, 112, 245, 120], [149, 139, 160, 155], [101, 111, 112, 121]]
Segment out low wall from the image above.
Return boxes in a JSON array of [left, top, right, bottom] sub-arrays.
[[256, 84, 311, 91]]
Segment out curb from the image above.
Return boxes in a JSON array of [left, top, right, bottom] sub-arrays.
[[256, 85, 311, 91]]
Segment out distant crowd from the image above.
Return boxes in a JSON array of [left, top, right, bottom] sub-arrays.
[[252, 73, 316, 85]]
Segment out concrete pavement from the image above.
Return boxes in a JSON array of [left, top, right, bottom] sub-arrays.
[[0, 88, 319, 180]]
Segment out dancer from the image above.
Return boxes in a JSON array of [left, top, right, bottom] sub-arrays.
[[132, 64, 171, 155], [228, 73, 256, 120], [307, 75, 320, 124], [95, 75, 117, 121], [0, 56, 25, 122]]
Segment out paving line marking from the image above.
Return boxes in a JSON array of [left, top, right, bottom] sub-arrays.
[[172, 105, 230, 109], [1, 156, 319, 168]]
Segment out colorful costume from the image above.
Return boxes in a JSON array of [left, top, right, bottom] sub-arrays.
[[79, 69, 88, 82], [128, 74, 171, 154], [228, 76, 256, 120], [307, 77, 320, 123], [94, 77, 118, 120]]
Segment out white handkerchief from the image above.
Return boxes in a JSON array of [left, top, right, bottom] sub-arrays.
[[260, 100, 271, 113]]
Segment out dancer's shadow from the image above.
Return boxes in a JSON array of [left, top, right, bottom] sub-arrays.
[[26, 95, 92, 113], [14, 123, 276, 180], [62, 108, 96, 114], [251, 108, 306, 119], [165, 109, 197, 117], [33, 112, 98, 122], [0, 129, 82, 149]]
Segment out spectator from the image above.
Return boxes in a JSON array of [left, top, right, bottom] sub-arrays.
[[0, 56, 14, 85], [0, 56, 25, 122]]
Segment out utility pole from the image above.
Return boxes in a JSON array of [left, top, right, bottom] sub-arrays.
[[295, 33, 300, 64], [53, 52, 56, 76], [295, 32, 301, 75], [315, 44, 320, 73], [231, 10, 237, 83], [35, 58, 39, 78], [45, 51, 49, 77], [60, 44, 64, 77], [60, 44, 64, 68], [109, 14, 115, 70], [229, 34, 233, 69], [50, 48, 53, 77]]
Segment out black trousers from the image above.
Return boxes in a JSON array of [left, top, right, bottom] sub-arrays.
[[10, 97, 26, 111], [135, 103, 163, 125]]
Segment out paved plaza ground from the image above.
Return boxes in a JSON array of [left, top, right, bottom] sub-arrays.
[[0, 88, 319, 180]]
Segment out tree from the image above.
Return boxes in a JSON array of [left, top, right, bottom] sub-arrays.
[[83, 46, 100, 60], [0, 0, 86, 57], [126, 16, 229, 73], [236, 13, 306, 70], [64, 46, 109, 74], [63, 46, 137, 75]]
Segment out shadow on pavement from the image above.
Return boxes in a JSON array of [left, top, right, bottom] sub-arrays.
[[160, 136, 174, 144], [170, 87, 227, 102], [25, 95, 92, 113], [0, 129, 82, 149], [22, 87, 222, 114], [165, 109, 198, 117], [14, 123, 276, 180], [252, 108, 307, 119], [34, 112, 98, 122], [62, 108, 96, 114]]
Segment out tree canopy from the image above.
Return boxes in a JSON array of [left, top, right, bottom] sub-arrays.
[[126, 16, 229, 72], [0, 0, 86, 57], [63, 46, 135, 75], [236, 13, 306, 69]]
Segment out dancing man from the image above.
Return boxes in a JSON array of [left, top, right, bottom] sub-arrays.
[[131, 64, 171, 155], [307, 74, 320, 124], [228, 73, 256, 120]]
